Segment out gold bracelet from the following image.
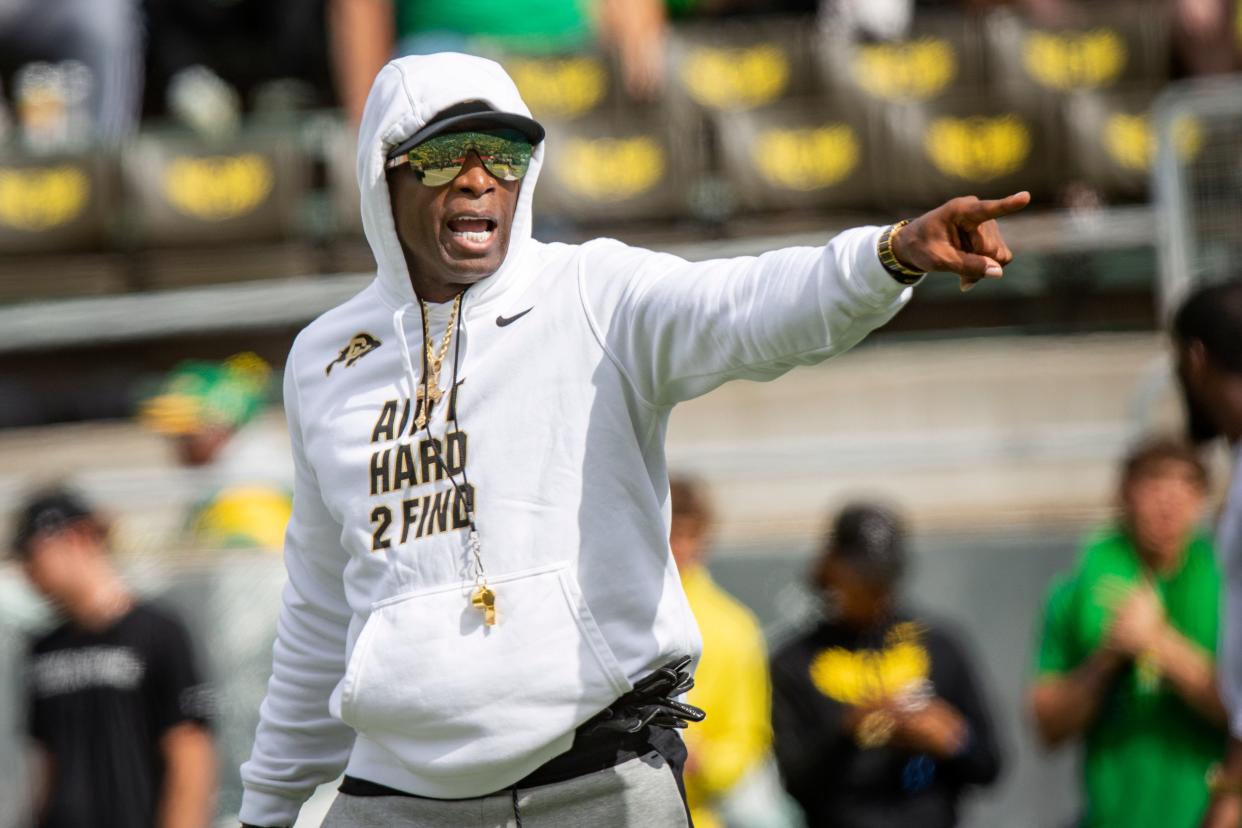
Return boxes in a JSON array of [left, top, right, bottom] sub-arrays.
[[1207, 764, 1242, 797], [877, 220, 926, 285]]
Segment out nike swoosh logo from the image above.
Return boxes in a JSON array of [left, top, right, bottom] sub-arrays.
[[496, 307, 533, 327]]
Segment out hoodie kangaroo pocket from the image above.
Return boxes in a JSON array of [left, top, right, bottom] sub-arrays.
[[338, 562, 632, 787]]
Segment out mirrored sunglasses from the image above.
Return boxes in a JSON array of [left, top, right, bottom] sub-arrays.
[[385, 129, 534, 187]]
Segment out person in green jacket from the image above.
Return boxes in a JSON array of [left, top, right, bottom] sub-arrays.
[[1029, 436, 1228, 828]]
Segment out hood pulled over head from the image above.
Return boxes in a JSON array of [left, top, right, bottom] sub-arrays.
[[357, 53, 544, 309]]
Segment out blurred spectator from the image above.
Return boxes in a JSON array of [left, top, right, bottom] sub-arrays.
[[1169, 280, 1242, 828], [1028, 437, 1226, 828], [11, 486, 216, 827], [1015, 0, 1240, 76], [0, 0, 143, 146], [1170, 0, 1240, 75], [330, 0, 668, 122], [142, 0, 335, 129], [670, 476, 795, 828], [770, 503, 1001, 828], [818, 0, 1006, 39], [139, 353, 292, 550]]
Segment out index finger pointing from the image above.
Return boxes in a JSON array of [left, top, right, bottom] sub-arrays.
[[961, 191, 1031, 225]]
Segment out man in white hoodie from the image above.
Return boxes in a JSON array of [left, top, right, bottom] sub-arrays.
[[238, 52, 1028, 828]]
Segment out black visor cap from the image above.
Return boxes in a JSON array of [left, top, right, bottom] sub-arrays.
[[386, 101, 545, 162], [11, 488, 93, 559]]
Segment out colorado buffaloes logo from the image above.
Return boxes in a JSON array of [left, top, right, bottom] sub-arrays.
[[0, 166, 89, 231], [681, 44, 790, 110], [326, 332, 382, 376], [1105, 113, 1203, 172], [925, 115, 1031, 181], [1022, 29, 1126, 90], [754, 125, 858, 191], [560, 137, 664, 201], [163, 154, 274, 221], [509, 56, 607, 119], [851, 38, 956, 101]]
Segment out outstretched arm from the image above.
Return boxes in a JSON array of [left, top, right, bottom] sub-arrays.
[[580, 193, 1029, 407]]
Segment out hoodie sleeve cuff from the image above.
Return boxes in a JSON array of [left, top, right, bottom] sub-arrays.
[[238, 788, 303, 828], [850, 226, 922, 306]]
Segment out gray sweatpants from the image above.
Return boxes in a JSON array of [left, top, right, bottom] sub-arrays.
[[321, 750, 690, 828]]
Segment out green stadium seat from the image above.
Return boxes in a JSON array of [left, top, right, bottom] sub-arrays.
[[0, 151, 128, 302], [324, 121, 363, 236], [876, 93, 1058, 208], [534, 108, 700, 225], [984, 1, 1170, 100], [712, 97, 882, 213], [1062, 85, 1174, 201], [816, 12, 984, 111], [119, 128, 319, 288], [499, 51, 629, 123], [122, 129, 310, 248], [665, 16, 821, 115], [0, 152, 117, 255]]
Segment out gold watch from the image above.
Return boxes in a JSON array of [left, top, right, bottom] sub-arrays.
[[877, 220, 926, 285]]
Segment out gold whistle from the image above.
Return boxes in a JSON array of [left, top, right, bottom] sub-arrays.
[[471, 585, 497, 626]]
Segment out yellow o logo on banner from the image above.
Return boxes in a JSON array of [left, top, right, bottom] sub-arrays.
[[163, 154, 274, 221], [1022, 29, 1126, 90], [0, 166, 89, 231], [1105, 112, 1203, 172], [925, 115, 1031, 181], [753, 125, 859, 191], [560, 136, 665, 201], [681, 44, 790, 110], [852, 37, 957, 101], [509, 56, 607, 119]]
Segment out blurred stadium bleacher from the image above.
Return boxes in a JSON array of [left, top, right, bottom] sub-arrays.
[[1, 0, 1232, 433], [0, 1, 1223, 306]]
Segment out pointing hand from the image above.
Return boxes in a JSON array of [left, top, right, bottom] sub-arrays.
[[889, 191, 1031, 292]]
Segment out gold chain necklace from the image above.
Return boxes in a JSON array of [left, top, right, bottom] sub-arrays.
[[414, 294, 461, 430], [413, 294, 495, 625]]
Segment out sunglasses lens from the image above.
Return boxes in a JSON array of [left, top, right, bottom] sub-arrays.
[[406, 129, 533, 186], [416, 166, 462, 187]]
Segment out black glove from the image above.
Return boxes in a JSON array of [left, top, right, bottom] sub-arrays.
[[586, 656, 707, 734]]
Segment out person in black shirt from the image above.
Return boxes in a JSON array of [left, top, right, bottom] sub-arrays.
[[13, 487, 216, 828], [770, 503, 1002, 828]]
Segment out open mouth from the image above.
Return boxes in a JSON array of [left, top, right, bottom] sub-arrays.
[[446, 215, 497, 244]]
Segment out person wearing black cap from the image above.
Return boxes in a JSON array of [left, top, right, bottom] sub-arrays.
[[12, 487, 216, 828], [769, 504, 1002, 828]]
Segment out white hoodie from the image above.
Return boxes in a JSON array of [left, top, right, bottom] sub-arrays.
[[239, 52, 915, 825]]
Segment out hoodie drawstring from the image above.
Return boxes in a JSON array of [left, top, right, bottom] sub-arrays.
[[392, 302, 420, 405]]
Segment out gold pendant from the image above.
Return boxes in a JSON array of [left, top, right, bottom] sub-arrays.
[[414, 379, 443, 430], [471, 584, 497, 626]]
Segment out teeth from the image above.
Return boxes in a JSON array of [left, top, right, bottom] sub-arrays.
[[453, 230, 493, 242]]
